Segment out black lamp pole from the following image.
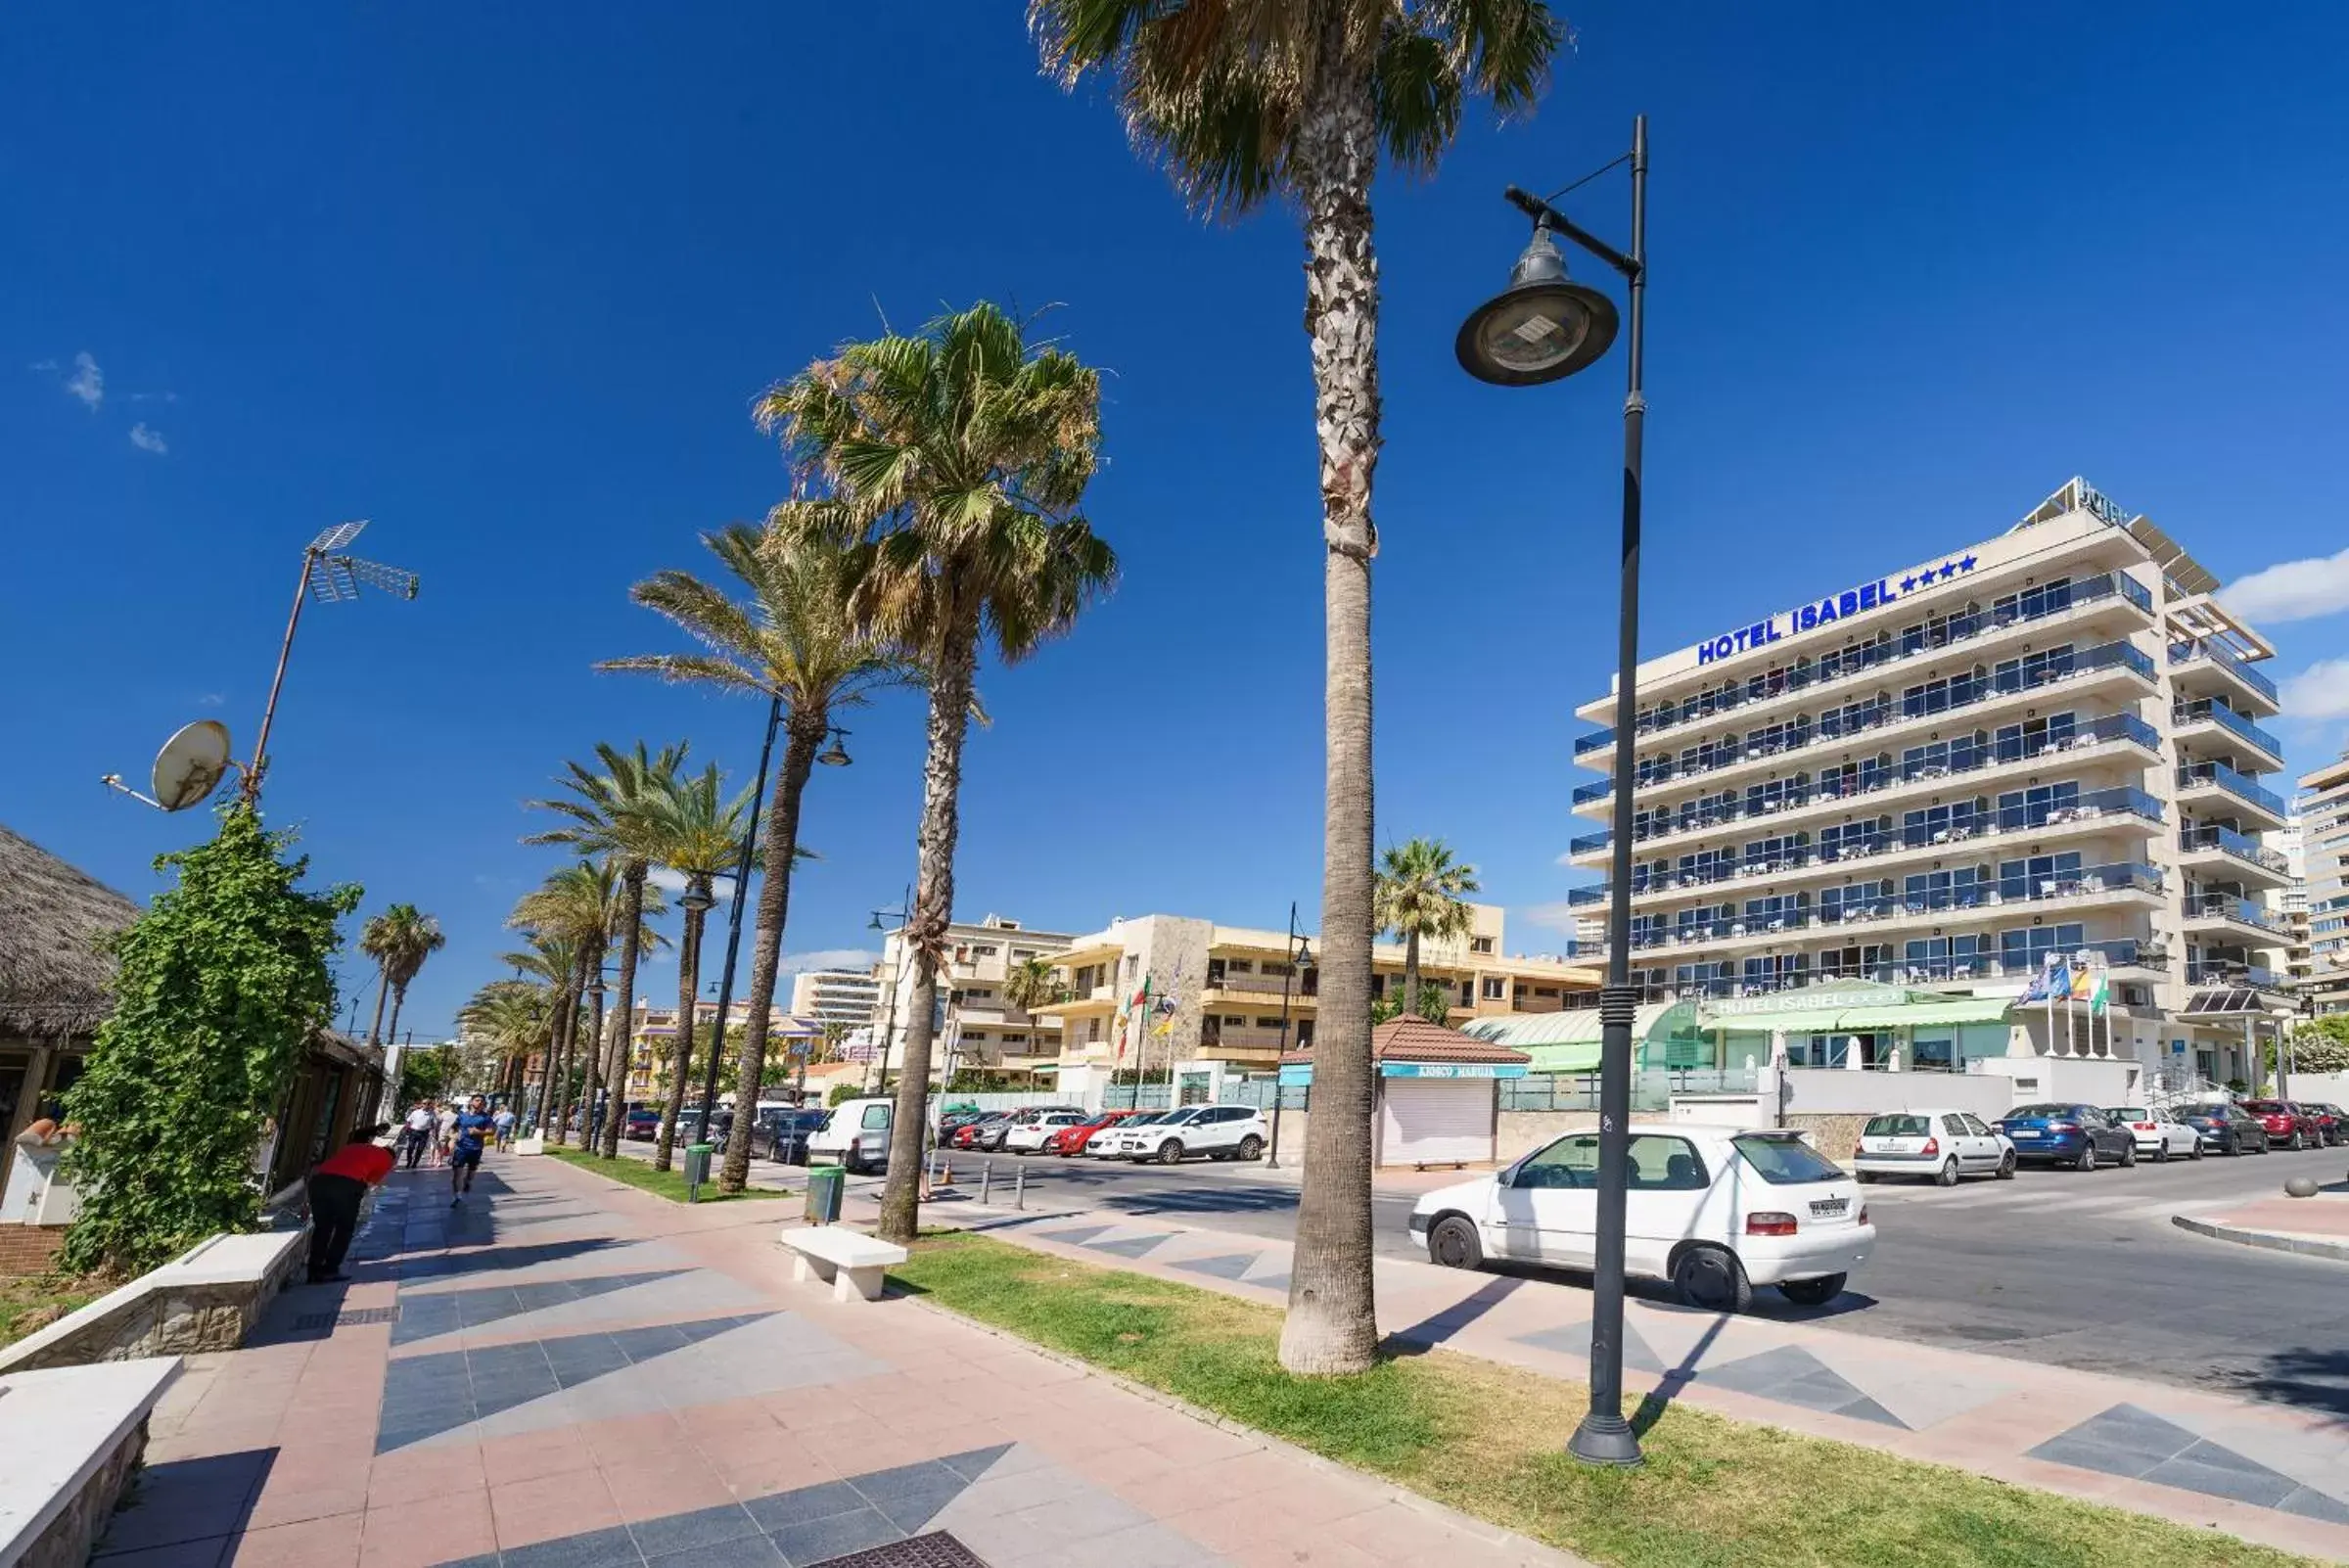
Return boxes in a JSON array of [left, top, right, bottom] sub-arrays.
[[1455, 114, 1648, 1468], [695, 692, 782, 1146], [1268, 903, 1313, 1171]]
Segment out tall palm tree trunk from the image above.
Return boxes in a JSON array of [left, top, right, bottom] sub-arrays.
[[655, 907, 704, 1172], [541, 983, 576, 1141], [385, 986, 411, 1060], [877, 629, 978, 1244], [1279, 46, 1383, 1379], [553, 954, 592, 1144], [720, 715, 825, 1192], [367, 971, 392, 1049], [1403, 930, 1421, 1022], [599, 864, 648, 1158]]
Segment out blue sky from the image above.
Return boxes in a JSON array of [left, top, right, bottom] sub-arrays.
[[9, 4, 2348, 1043]]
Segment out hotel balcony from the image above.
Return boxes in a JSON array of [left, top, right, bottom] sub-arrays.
[[2180, 892, 2290, 946], [2176, 824, 2292, 889], [1627, 862, 2165, 961], [2184, 959, 2294, 1008], [1574, 639, 2159, 821], [2168, 638, 2280, 717], [1574, 568, 2155, 762], [1565, 713, 2163, 869], [1639, 936, 2167, 1001], [2171, 700, 2286, 771], [2174, 761, 2289, 832], [1035, 985, 1117, 1019]]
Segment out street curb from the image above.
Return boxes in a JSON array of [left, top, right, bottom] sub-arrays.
[[894, 1290, 1597, 1568], [2170, 1213, 2349, 1262]]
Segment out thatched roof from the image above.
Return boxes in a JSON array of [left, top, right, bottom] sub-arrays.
[[0, 823, 141, 1038]]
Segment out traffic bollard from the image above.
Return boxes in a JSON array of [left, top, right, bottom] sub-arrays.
[[979, 1162, 992, 1206], [1014, 1165, 1026, 1211]]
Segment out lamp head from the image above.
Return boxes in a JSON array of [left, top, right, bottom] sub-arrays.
[[1454, 222, 1620, 387], [679, 880, 715, 913], [817, 728, 852, 767], [868, 911, 887, 932]]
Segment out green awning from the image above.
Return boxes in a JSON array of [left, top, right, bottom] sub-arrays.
[[1520, 1039, 1603, 1074], [1711, 1007, 1851, 1034], [1834, 997, 2013, 1030], [1460, 1002, 1690, 1048]]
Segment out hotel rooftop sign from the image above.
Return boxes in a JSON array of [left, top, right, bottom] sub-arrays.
[[1693, 553, 1981, 666]]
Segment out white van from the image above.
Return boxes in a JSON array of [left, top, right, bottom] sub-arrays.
[[807, 1097, 896, 1174]]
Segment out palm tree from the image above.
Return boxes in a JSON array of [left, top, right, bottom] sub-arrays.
[[495, 931, 580, 1136], [510, 860, 656, 1144], [460, 977, 556, 1111], [602, 524, 915, 1192], [641, 763, 754, 1172], [760, 301, 1115, 1243], [1376, 838, 1481, 1021], [1030, 0, 1561, 1376], [362, 903, 446, 1061], [528, 742, 685, 1156], [1003, 954, 1064, 1061]]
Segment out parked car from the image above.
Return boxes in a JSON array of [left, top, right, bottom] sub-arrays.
[[2302, 1103, 2347, 1146], [1086, 1111, 1164, 1156], [1853, 1110, 2014, 1185], [2240, 1099, 2324, 1151], [622, 1105, 661, 1141], [1003, 1109, 1093, 1153], [2103, 1105, 2204, 1163], [2178, 1102, 2271, 1156], [1047, 1109, 1143, 1156], [975, 1107, 1064, 1153], [951, 1111, 1011, 1150], [807, 1096, 896, 1174], [1111, 1104, 1268, 1164], [1993, 1103, 2136, 1170], [1408, 1125, 1872, 1312], [755, 1107, 829, 1164]]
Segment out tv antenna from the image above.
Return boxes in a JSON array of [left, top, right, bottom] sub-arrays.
[[242, 521, 421, 803], [102, 718, 237, 811]]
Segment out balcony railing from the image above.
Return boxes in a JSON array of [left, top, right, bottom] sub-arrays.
[[1636, 938, 2167, 998], [1600, 640, 2157, 804], [1567, 885, 1610, 907], [2173, 699, 2283, 761], [1570, 830, 1611, 856], [2169, 639, 2280, 704], [1629, 862, 2163, 950], [2176, 761, 2287, 819], [1573, 779, 1612, 807], [2186, 960, 2287, 991], [2179, 823, 2289, 875], [1575, 727, 1614, 756], [1205, 971, 1309, 996], [1624, 571, 2153, 743], [2182, 892, 2288, 936]]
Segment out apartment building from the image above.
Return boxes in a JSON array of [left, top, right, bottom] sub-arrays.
[[788, 967, 882, 1027], [865, 914, 1076, 1078], [622, 998, 797, 1101], [1566, 478, 2294, 1087], [2280, 811, 2313, 990], [1036, 904, 1599, 1083], [2302, 751, 2349, 1015]]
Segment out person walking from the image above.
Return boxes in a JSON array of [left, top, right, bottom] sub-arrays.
[[305, 1123, 394, 1284], [401, 1102, 435, 1170], [434, 1100, 458, 1168], [448, 1095, 494, 1205], [492, 1104, 517, 1151]]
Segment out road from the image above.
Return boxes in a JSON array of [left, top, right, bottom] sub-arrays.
[[596, 1130, 2349, 1407]]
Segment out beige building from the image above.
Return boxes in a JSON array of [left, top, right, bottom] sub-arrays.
[[1567, 478, 2295, 1088], [2302, 751, 2349, 1015], [623, 998, 796, 1101], [789, 967, 881, 1028], [864, 914, 1076, 1079], [1035, 904, 1598, 1081]]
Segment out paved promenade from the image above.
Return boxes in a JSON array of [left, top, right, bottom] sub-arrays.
[[95, 1156, 1580, 1568]]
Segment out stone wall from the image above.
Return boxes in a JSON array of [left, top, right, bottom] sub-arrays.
[[1785, 1113, 1871, 1161], [17, 1414, 144, 1568], [0, 1228, 305, 1374]]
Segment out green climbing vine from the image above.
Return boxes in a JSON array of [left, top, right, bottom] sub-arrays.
[[60, 805, 360, 1274]]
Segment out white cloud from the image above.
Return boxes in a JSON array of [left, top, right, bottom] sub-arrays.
[[197, 692, 224, 707], [647, 866, 733, 903], [65, 351, 103, 410], [2281, 657, 2349, 722], [26, 358, 57, 372], [777, 948, 880, 977], [2221, 545, 2349, 625], [1520, 901, 1583, 935], [128, 423, 167, 454]]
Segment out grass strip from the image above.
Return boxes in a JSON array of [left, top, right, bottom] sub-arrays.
[[542, 1144, 787, 1204], [892, 1232, 2316, 1568], [0, 1275, 98, 1347]]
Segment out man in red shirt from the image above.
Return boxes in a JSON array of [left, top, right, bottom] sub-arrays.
[[306, 1124, 394, 1285]]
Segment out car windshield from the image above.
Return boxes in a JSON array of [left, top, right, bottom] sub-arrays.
[[2107, 1107, 2147, 1121], [2003, 1104, 2073, 1120], [2242, 1101, 2285, 1114], [1734, 1134, 1845, 1184], [1862, 1115, 1929, 1137], [1119, 1113, 1165, 1128], [1158, 1108, 1203, 1126]]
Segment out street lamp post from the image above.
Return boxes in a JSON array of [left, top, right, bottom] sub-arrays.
[[1455, 113, 1649, 1469], [1269, 903, 1313, 1171], [867, 891, 913, 1094]]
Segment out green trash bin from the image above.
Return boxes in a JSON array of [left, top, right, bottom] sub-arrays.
[[805, 1164, 845, 1225], [682, 1143, 713, 1202]]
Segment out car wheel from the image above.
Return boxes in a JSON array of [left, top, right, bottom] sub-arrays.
[[2118, 1141, 2137, 1168], [2289, 1130, 2305, 1151], [1236, 1134, 1265, 1161], [1157, 1139, 1185, 1166], [1935, 1158, 1959, 1188], [2153, 1139, 2169, 1163], [1856, 1171, 1877, 1184], [1777, 1273, 1846, 1308], [1429, 1215, 1484, 1270], [1996, 1151, 2016, 1179], [2188, 1138, 2204, 1161], [1672, 1246, 1752, 1314], [2075, 1143, 2098, 1172]]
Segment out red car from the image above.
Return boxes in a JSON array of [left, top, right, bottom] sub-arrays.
[[2239, 1099, 2324, 1151], [1044, 1108, 1143, 1156], [951, 1111, 1011, 1150]]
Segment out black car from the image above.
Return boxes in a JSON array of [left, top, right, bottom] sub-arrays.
[[755, 1108, 829, 1164], [2179, 1102, 2273, 1156], [1992, 1103, 2137, 1169]]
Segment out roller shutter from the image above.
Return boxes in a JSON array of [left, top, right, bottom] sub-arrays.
[[1379, 1079, 1493, 1168]]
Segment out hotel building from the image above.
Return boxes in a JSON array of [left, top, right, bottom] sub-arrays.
[[2301, 750, 2349, 1015], [788, 967, 882, 1028], [1566, 478, 2294, 1087], [622, 999, 796, 1101], [864, 914, 1077, 1078]]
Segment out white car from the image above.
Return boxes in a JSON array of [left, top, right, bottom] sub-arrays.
[[1854, 1110, 2015, 1185], [1087, 1112, 1162, 1156], [1112, 1104, 1268, 1164], [1002, 1109, 1092, 1154], [806, 1096, 895, 1174], [2104, 1105, 2204, 1163], [1406, 1124, 1873, 1312]]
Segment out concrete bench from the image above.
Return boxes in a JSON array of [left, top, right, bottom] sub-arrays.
[[0, 1229, 306, 1374], [0, 1357, 181, 1567], [779, 1225, 906, 1302]]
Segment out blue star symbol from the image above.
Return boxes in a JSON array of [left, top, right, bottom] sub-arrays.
[[1900, 574, 1918, 593], [1958, 554, 1978, 573], [1938, 561, 1959, 580]]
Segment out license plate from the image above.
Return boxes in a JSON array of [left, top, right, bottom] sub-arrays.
[[2012, 1130, 2040, 1138], [1810, 1197, 1849, 1216]]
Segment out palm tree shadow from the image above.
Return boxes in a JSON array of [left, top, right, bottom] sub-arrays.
[[2239, 1347, 2349, 1422], [1382, 1274, 1525, 1356]]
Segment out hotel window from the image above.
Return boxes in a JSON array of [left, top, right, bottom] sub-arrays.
[[1742, 832, 1809, 869], [1677, 848, 1735, 884], [2000, 922, 2086, 972], [1630, 914, 1669, 949], [1673, 961, 1733, 994], [1741, 893, 1810, 927], [1676, 902, 1733, 941], [1748, 717, 1810, 756], [1817, 633, 1892, 682], [1482, 977, 1507, 999], [1086, 1019, 1102, 1041], [1819, 816, 1891, 860], [1746, 662, 1797, 701], [1741, 953, 1808, 992], [1902, 669, 1988, 718], [963, 1030, 988, 1042], [1821, 881, 1891, 923], [1256, 1017, 1284, 1030], [1819, 758, 1888, 799], [1994, 642, 2076, 692], [1899, 605, 1977, 655], [1995, 712, 2076, 761], [1994, 577, 2073, 625], [1902, 798, 1988, 847], [1903, 867, 1985, 912], [1743, 776, 1808, 816], [1637, 754, 1678, 787], [1817, 943, 1895, 981], [1999, 852, 2084, 901], [1903, 934, 1986, 979], [1902, 734, 1987, 779], [1819, 695, 1889, 738], [1996, 780, 2081, 831], [1470, 936, 1495, 954]]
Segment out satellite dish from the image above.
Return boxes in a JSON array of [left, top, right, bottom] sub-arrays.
[[152, 720, 233, 811]]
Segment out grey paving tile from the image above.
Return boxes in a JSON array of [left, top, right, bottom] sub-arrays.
[[2280, 1486, 2349, 1525], [1030, 1226, 1109, 1247], [744, 1480, 869, 1532], [849, 1460, 970, 1533], [937, 1445, 1017, 1482], [1169, 1254, 1259, 1281], [2027, 1404, 2197, 1472], [766, 1506, 902, 1566], [1086, 1233, 1174, 1260], [2140, 1453, 2299, 1508], [629, 1501, 764, 1555], [1513, 1319, 1667, 1375], [1245, 1272, 1290, 1294], [500, 1523, 644, 1567], [646, 1534, 784, 1567]]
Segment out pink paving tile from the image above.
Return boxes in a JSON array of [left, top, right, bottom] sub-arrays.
[[218, 1511, 362, 1567], [366, 1444, 487, 1508], [714, 1447, 838, 1501], [577, 1409, 690, 1461], [359, 1492, 495, 1568], [478, 1426, 596, 1489], [599, 1457, 737, 1520], [241, 1474, 371, 1531], [488, 1469, 622, 1547], [1134, 1421, 1263, 1468]]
